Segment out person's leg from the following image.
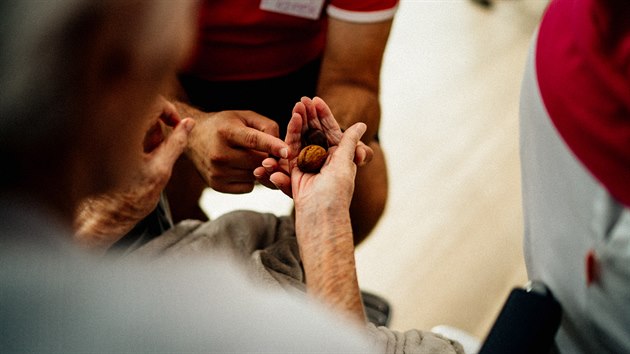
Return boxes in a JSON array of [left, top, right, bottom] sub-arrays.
[[350, 141, 388, 244]]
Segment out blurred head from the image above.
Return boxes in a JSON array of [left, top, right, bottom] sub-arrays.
[[0, 0, 197, 206]]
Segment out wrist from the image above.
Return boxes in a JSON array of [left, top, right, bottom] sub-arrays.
[[294, 204, 364, 324], [295, 204, 353, 247], [171, 100, 208, 122]]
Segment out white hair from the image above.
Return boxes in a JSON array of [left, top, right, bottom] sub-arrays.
[[1, 0, 86, 149]]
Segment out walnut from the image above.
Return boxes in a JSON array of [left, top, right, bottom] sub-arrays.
[[297, 145, 328, 173], [297, 128, 329, 173], [303, 128, 328, 150]]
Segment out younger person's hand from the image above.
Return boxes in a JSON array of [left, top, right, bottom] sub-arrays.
[[185, 109, 288, 194]]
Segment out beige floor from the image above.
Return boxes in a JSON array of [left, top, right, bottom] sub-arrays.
[[201, 0, 548, 341]]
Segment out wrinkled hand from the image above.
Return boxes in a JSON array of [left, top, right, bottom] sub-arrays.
[[255, 97, 373, 199], [74, 97, 194, 250], [186, 110, 288, 194], [281, 97, 369, 324]]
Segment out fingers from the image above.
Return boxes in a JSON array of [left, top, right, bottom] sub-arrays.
[[235, 111, 288, 158], [213, 148, 269, 170], [254, 159, 283, 192], [300, 96, 323, 132], [253, 156, 294, 197], [355, 142, 374, 166], [143, 97, 183, 153], [159, 97, 182, 127], [207, 163, 260, 194], [143, 121, 165, 153], [227, 127, 289, 158], [239, 110, 281, 137], [269, 172, 293, 198], [228, 126, 288, 159], [296, 97, 342, 146], [292, 97, 371, 169], [285, 112, 303, 160], [253, 157, 278, 182], [151, 118, 195, 174], [312, 96, 342, 138], [253, 166, 277, 190]]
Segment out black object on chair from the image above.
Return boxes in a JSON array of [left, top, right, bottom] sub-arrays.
[[362, 291, 392, 327], [478, 281, 562, 354], [470, 0, 493, 8]]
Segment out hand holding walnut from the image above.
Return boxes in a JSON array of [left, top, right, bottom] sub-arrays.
[[254, 97, 373, 196], [297, 128, 329, 173], [286, 97, 368, 324]]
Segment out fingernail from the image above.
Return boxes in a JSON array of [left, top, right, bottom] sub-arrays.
[[279, 147, 288, 159], [262, 160, 273, 168]]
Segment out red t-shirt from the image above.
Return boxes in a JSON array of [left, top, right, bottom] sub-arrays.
[[185, 0, 398, 81], [536, 0, 630, 207]]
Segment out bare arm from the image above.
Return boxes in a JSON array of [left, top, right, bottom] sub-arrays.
[[283, 97, 369, 324], [317, 18, 393, 143], [296, 202, 364, 323]]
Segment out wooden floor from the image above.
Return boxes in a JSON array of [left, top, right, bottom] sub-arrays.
[[201, 0, 548, 341]]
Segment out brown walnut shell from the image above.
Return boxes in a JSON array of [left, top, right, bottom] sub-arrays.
[[297, 145, 328, 173], [303, 128, 328, 150]]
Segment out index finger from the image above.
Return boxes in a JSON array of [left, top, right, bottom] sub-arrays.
[[230, 127, 289, 159], [285, 111, 303, 160]]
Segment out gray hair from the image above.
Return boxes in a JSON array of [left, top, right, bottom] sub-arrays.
[[1, 0, 88, 151], [0, 0, 185, 153]]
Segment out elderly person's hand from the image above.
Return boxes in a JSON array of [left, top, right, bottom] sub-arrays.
[[262, 96, 370, 324], [254, 97, 373, 197], [73, 96, 194, 251], [288, 96, 371, 211]]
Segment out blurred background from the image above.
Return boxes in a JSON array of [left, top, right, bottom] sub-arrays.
[[201, 0, 548, 340]]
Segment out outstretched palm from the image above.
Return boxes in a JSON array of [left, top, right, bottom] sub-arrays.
[[286, 97, 363, 211]]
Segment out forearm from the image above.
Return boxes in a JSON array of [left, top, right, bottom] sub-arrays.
[[295, 204, 365, 324], [73, 194, 148, 251], [317, 18, 392, 144]]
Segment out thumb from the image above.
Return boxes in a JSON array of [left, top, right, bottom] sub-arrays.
[[337, 122, 367, 162], [152, 118, 195, 169]]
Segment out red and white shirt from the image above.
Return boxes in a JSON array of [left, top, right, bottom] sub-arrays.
[[184, 0, 398, 81], [536, 0, 630, 207]]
